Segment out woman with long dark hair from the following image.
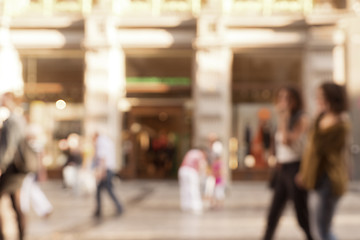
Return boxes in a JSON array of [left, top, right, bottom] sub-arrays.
[[262, 86, 313, 240], [296, 82, 349, 240]]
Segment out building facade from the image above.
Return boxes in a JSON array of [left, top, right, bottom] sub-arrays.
[[0, 0, 359, 180]]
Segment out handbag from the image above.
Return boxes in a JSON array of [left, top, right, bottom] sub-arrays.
[[268, 168, 279, 189], [13, 138, 39, 173]]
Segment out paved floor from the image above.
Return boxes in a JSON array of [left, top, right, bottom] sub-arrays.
[[2, 180, 360, 240]]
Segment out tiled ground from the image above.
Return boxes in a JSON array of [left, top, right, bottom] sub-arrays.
[[2, 180, 360, 240]]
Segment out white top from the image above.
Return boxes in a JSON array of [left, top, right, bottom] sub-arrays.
[[95, 135, 116, 170], [275, 132, 301, 164]]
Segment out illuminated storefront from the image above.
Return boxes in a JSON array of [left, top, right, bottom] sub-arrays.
[[122, 51, 193, 178], [0, 0, 359, 180]]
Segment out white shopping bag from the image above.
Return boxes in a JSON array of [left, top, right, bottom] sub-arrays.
[[78, 169, 96, 195], [63, 165, 77, 188], [204, 176, 215, 198]]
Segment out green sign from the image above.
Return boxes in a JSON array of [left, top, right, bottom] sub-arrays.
[[126, 77, 190, 86]]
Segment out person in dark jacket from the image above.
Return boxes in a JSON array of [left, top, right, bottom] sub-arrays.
[[0, 92, 27, 240]]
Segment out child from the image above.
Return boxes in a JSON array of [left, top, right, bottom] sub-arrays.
[[211, 155, 225, 209]]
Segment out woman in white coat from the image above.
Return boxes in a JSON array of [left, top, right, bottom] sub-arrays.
[[178, 149, 207, 214]]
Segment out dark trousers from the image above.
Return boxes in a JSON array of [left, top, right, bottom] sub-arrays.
[[0, 191, 25, 240], [95, 170, 122, 215], [314, 175, 340, 240], [263, 161, 313, 240]]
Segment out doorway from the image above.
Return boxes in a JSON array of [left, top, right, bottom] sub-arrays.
[[121, 49, 193, 179], [123, 106, 191, 179]]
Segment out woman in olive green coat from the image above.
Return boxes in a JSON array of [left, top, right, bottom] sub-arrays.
[[296, 82, 350, 240]]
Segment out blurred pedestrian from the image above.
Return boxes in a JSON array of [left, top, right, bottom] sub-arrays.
[[20, 123, 53, 219], [178, 149, 206, 214], [210, 154, 225, 209], [92, 132, 123, 218], [61, 133, 83, 193], [0, 92, 27, 240], [178, 149, 207, 214], [296, 82, 350, 240], [262, 87, 313, 240], [203, 134, 222, 202], [63, 133, 83, 168]]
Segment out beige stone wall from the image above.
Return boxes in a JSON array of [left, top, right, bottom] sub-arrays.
[[302, 26, 336, 117], [5, 7, 357, 178], [83, 16, 126, 170], [193, 16, 232, 181], [344, 18, 360, 179]]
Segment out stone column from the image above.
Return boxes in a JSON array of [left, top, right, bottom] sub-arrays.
[[0, 18, 23, 95], [302, 27, 334, 117], [302, 22, 360, 180], [83, 16, 126, 170], [193, 15, 232, 181], [344, 18, 360, 180]]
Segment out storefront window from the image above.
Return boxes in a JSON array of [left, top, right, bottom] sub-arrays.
[[21, 55, 85, 172], [231, 51, 301, 180]]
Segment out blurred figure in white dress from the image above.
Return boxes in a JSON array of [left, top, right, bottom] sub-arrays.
[[178, 149, 207, 214]]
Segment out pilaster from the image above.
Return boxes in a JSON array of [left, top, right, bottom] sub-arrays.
[[193, 14, 232, 181], [83, 16, 126, 170], [344, 18, 360, 180], [0, 18, 23, 95], [302, 26, 335, 117]]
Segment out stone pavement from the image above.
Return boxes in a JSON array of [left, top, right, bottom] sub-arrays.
[[2, 180, 360, 240]]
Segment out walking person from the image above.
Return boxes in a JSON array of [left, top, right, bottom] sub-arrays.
[[262, 86, 313, 240], [178, 149, 207, 214], [0, 92, 27, 240], [203, 135, 222, 208], [61, 133, 83, 194], [210, 154, 225, 209], [296, 82, 350, 240], [20, 123, 53, 219], [92, 132, 123, 218]]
